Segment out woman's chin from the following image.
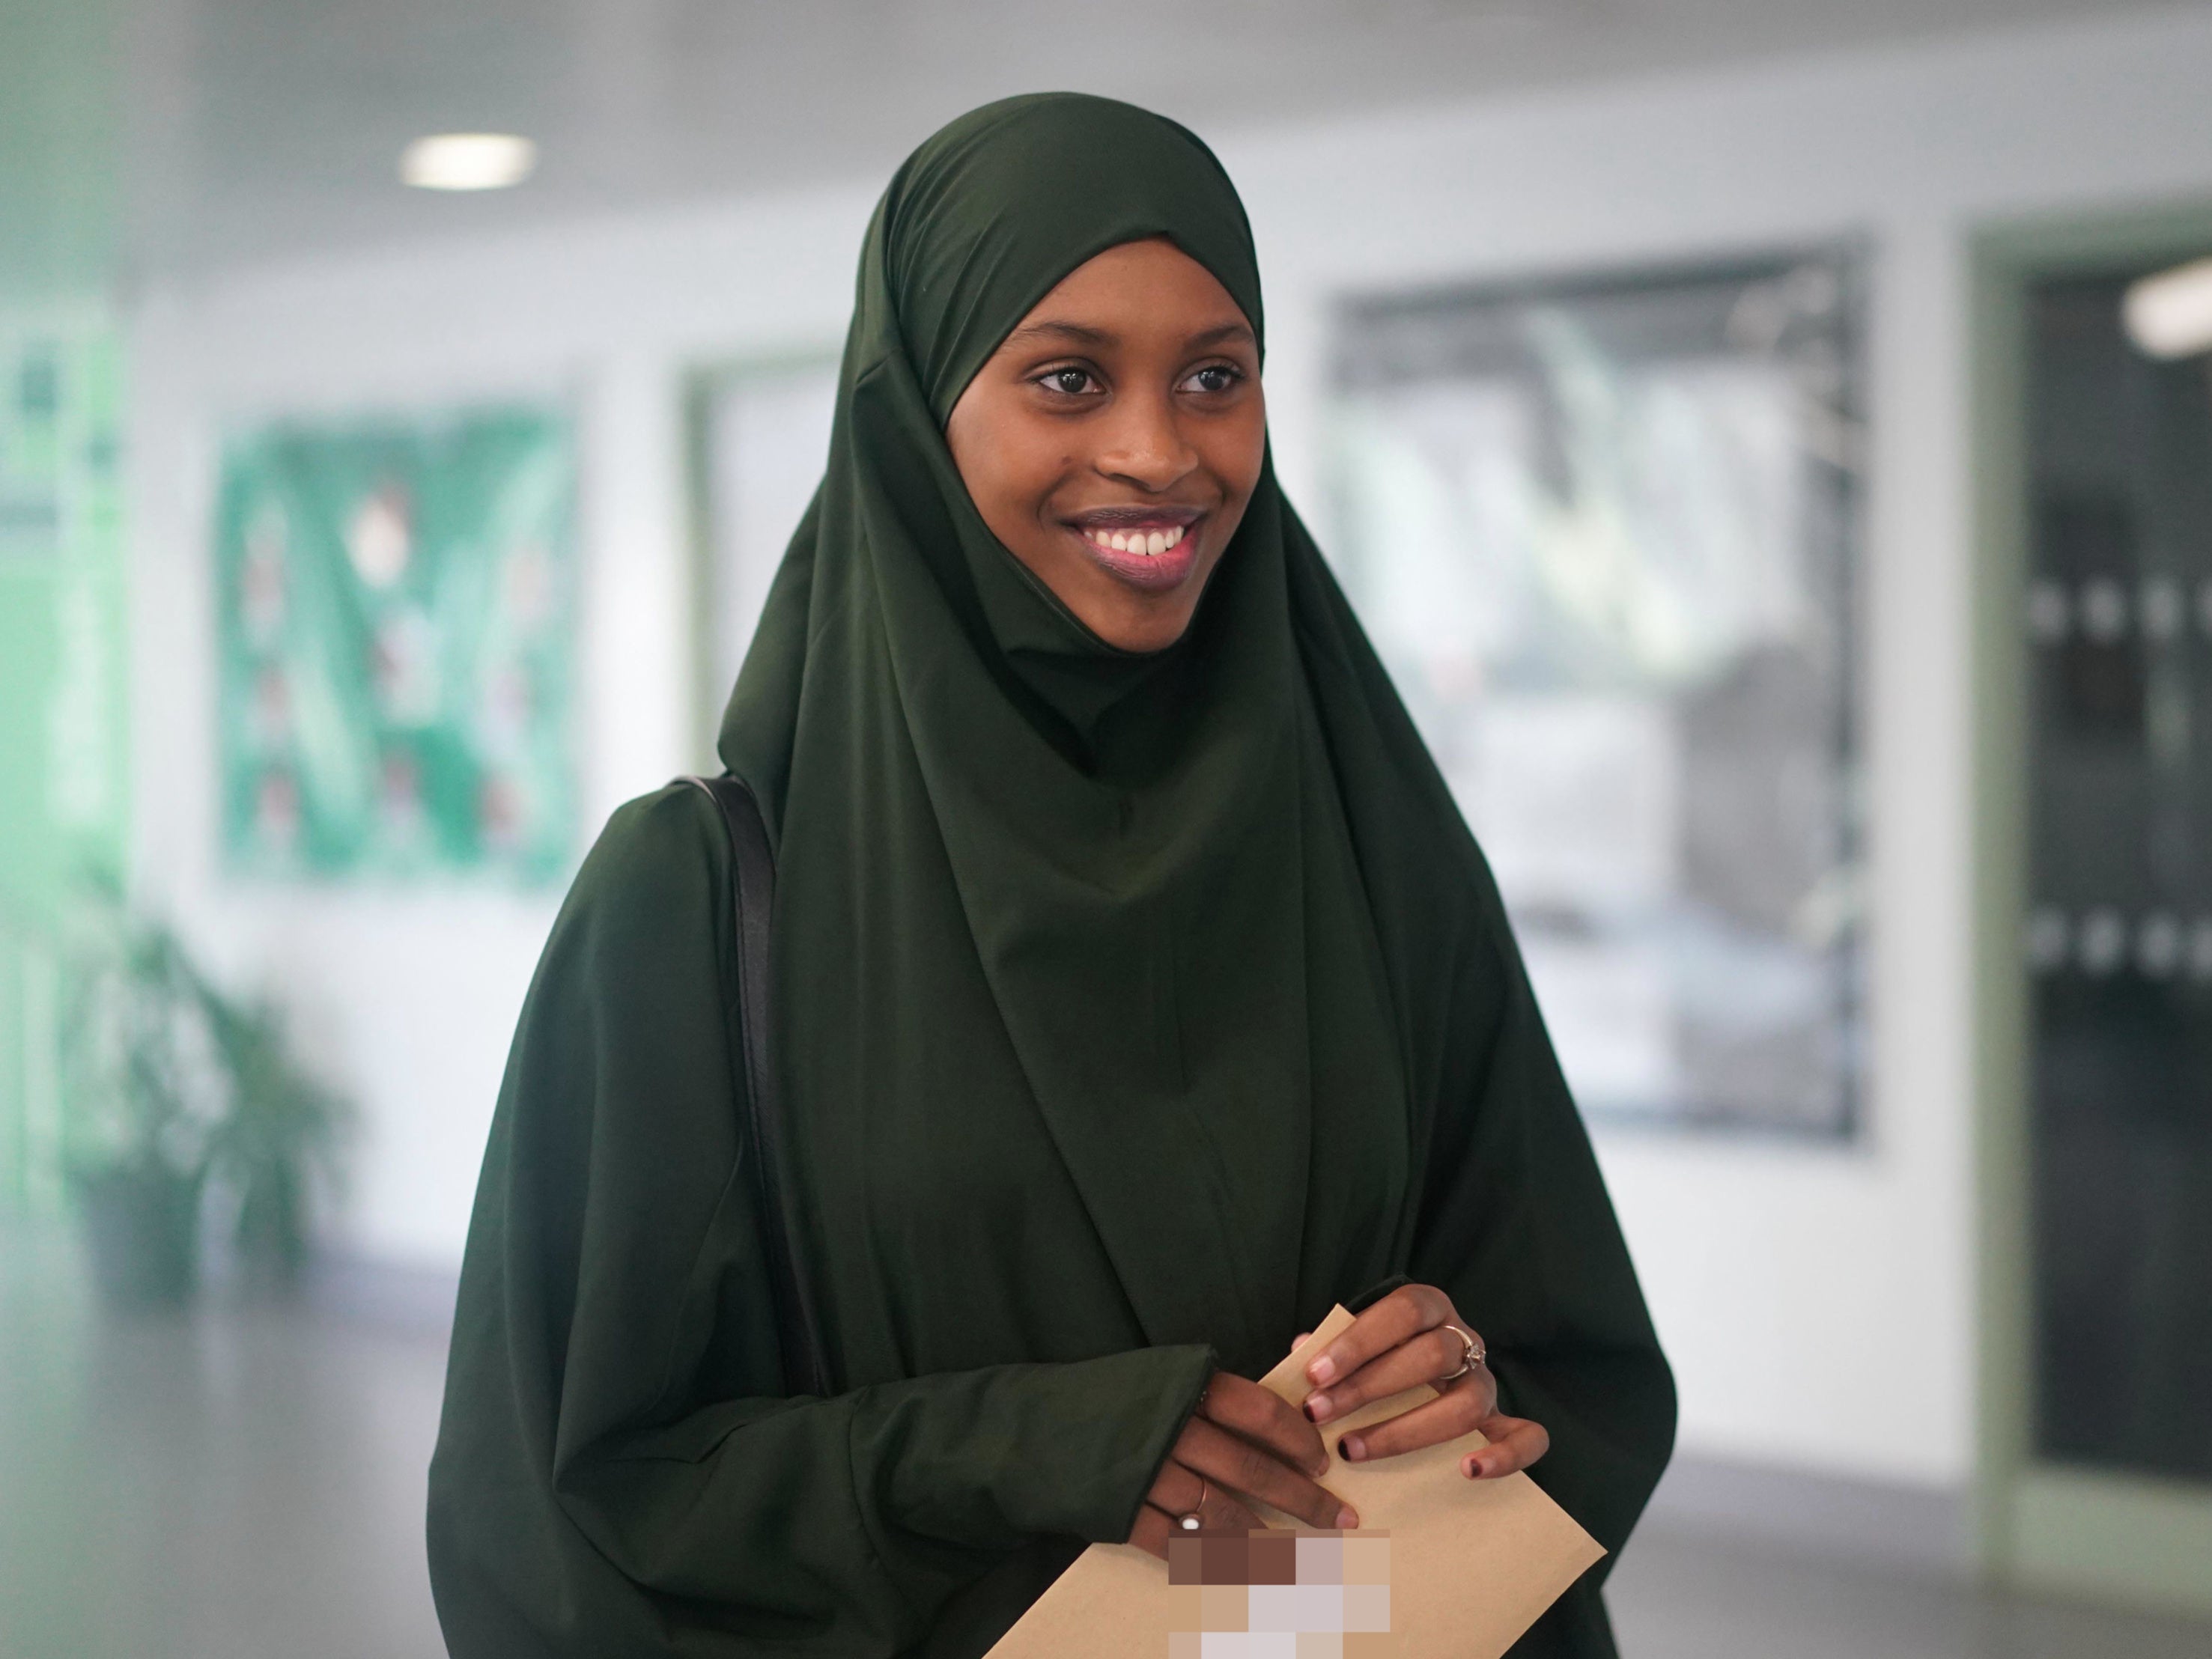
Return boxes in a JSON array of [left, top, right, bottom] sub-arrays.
[[1088, 589, 1207, 654], [1006, 529, 1217, 650]]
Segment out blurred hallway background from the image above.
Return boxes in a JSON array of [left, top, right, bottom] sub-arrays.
[[6, 0, 2212, 1652]]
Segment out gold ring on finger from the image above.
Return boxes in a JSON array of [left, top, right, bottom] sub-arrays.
[[1176, 1476, 1210, 1532], [1438, 1324, 1486, 1382]]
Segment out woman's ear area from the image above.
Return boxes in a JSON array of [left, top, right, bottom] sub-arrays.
[[940, 340, 1006, 438]]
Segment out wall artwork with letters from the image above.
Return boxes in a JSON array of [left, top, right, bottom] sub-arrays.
[[213, 406, 577, 885]]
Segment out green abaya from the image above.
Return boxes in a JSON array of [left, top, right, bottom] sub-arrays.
[[428, 92, 1675, 1659]]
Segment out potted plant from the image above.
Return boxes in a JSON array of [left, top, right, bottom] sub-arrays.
[[201, 985, 351, 1285], [55, 894, 350, 1306], [59, 914, 220, 1306]]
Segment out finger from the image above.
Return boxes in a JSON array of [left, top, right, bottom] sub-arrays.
[[1147, 1455, 1268, 1535], [1461, 1415, 1551, 1480], [1196, 1489, 1270, 1533], [1129, 1503, 1175, 1558], [1331, 1374, 1494, 1463], [1130, 1499, 1262, 1558], [1147, 1457, 1206, 1516], [1180, 1416, 1359, 1532], [1306, 1323, 1486, 1425], [1304, 1283, 1455, 1392], [1294, 1332, 1312, 1348], [1200, 1371, 1328, 1476]]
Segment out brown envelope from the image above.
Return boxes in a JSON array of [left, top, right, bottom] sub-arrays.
[[985, 1304, 1603, 1659]]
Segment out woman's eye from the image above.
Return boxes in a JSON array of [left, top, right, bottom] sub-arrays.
[[1184, 364, 1242, 395], [1039, 367, 1100, 397]]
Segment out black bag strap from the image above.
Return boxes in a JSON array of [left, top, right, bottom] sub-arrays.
[[680, 773, 827, 1398]]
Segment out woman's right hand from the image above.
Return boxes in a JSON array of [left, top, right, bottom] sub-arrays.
[[1126, 1370, 1359, 1556]]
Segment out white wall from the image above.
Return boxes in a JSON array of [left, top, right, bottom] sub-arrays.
[[125, 185, 878, 1271], [127, 6, 2212, 1487]]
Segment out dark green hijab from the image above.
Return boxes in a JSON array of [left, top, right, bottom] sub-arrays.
[[431, 91, 1672, 1659], [723, 91, 1409, 1384]]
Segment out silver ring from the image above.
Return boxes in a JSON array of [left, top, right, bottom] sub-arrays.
[[1176, 1476, 1209, 1532], [1438, 1324, 1486, 1382]]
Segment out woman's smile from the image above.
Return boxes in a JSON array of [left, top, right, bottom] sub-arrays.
[[1062, 506, 1206, 592]]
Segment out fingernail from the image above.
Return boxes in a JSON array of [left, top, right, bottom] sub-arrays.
[[1305, 1392, 1331, 1422], [1337, 1506, 1360, 1529], [1308, 1356, 1337, 1386], [1461, 1452, 1483, 1479], [1338, 1434, 1364, 1462]]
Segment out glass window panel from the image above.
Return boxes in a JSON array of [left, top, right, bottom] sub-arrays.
[[1326, 251, 1865, 1136], [693, 358, 839, 732], [2024, 259, 2212, 1484]]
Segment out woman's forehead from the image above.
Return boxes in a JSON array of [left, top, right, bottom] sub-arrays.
[[999, 240, 1257, 350]]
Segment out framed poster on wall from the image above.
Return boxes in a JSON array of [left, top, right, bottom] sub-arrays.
[[213, 405, 577, 884], [1327, 248, 1868, 1137]]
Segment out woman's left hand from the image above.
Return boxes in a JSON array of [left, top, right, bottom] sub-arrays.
[[1298, 1283, 1549, 1482]]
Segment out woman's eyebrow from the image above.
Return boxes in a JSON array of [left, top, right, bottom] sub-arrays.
[[1000, 319, 1255, 353], [1003, 320, 1113, 350]]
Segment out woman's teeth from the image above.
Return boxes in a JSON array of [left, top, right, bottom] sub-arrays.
[[1084, 525, 1185, 556]]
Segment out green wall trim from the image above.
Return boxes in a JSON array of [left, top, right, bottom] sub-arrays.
[[2014, 1469, 2212, 1618]]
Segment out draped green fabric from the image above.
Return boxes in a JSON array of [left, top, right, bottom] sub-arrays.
[[428, 92, 1674, 1659]]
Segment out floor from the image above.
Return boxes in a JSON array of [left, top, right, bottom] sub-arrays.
[[1606, 1532, 2212, 1659], [1, 1226, 449, 1659], [5, 1223, 2211, 1659]]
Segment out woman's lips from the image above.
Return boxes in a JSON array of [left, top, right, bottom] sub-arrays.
[[1064, 516, 1203, 593]]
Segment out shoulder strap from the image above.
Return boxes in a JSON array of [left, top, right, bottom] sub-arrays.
[[680, 773, 827, 1397]]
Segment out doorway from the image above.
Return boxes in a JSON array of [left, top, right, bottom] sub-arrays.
[[1974, 205, 2212, 1616]]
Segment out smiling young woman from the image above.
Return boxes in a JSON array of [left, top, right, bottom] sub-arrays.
[[428, 94, 1675, 1659], [945, 237, 1265, 652]]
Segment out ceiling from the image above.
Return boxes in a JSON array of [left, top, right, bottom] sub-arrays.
[[0, 0, 2197, 298]]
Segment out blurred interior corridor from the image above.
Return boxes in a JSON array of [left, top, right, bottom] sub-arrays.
[[9, 0, 2212, 1652]]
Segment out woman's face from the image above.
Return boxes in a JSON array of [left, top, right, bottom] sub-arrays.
[[946, 237, 1265, 653]]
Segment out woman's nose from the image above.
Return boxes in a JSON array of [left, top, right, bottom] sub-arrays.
[[1096, 393, 1198, 492]]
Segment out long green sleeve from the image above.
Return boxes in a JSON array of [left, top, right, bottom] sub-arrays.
[[426, 788, 1215, 1657]]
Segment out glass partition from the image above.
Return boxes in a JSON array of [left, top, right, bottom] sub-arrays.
[[1327, 252, 1866, 1136], [2023, 259, 2212, 1482], [687, 358, 839, 752]]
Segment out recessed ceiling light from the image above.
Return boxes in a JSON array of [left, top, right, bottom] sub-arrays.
[[400, 133, 538, 192], [2122, 256, 2212, 360]]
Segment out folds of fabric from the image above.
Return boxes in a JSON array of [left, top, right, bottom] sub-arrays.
[[428, 788, 1220, 1657]]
